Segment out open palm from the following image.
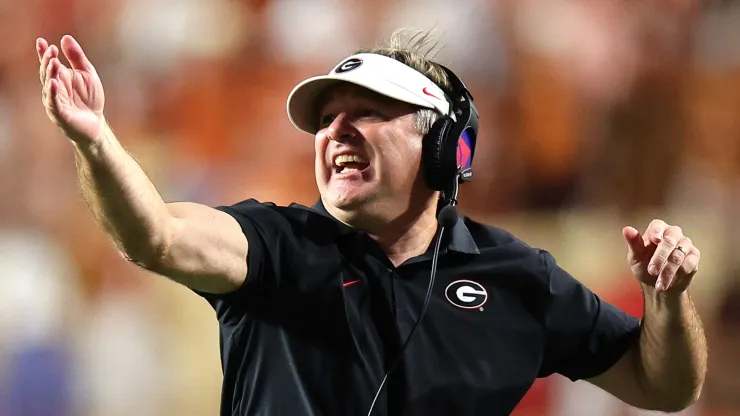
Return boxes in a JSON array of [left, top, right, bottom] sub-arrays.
[[37, 35, 105, 144]]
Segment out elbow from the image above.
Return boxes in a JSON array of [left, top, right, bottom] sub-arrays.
[[652, 384, 703, 413], [656, 399, 698, 414], [674, 389, 703, 412], [118, 240, 169, 271], [116, 230, 171, 272], [121, 249, 161, 270], [116, 217, 175, 270]]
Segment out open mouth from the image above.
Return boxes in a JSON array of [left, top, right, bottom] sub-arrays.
[[334, 154, 370, 174]]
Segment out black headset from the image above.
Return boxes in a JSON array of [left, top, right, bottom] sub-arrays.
[[421, 64, 479, 199]]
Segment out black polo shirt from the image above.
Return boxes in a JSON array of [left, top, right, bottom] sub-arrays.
[[197, 199, 641, 416]]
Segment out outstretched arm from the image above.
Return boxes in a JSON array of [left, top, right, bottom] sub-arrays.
[[37, 36, 248, 294]]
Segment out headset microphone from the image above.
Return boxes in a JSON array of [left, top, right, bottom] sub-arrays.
[[437, 205, 458, 229], [366, 167, 467, 416]]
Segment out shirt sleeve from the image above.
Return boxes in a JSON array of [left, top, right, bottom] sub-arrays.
[[193, 199, 281, 319], [537, 249, 642, 381]]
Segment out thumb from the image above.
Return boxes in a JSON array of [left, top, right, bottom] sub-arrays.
[[60, 35, 94, 71], [623, 226, 647, 259]]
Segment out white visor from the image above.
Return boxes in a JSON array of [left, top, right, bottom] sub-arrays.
[[286, 53, 451, 135]]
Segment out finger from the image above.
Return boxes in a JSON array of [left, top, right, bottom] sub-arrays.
[[668, 246, 700, 292], [51, 78, 70, 118], [39, 46, 53, 85], [36, 38, 49, 61], [60, 35, 94, 72], [45, 58, 61, 89], [44, 78, 59, 118], [681, 245, 700, 275], [623, 226, 648, 260], [658, 237, 692, 291], [56, 65, 74, 96], [645, 219, 668, 245], [648, 224, 682, 274], [39, 45, 58, 86], [47, 77, 71, 122], [650, 225, 683, 286]]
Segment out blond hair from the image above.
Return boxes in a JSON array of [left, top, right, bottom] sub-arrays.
[[355, 28, 450, 134]]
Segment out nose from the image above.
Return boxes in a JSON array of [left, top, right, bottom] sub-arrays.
[[325, 113, 357, 142]]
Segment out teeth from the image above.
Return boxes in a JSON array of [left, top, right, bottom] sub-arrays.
[[334, 154, 368, 167]]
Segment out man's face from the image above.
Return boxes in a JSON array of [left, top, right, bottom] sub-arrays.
[[314, 84, 431, 223]]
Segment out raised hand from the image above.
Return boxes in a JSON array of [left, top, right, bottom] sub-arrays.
[[37, 35, 106, 146], [623, 220, 701, 294]]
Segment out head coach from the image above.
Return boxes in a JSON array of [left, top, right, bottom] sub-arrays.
[[36, 28, 706, 416]]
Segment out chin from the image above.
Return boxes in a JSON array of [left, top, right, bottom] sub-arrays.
[[324, 179, 373, 206], [327, 192, 371, 211], [322, 186, 381, 224]]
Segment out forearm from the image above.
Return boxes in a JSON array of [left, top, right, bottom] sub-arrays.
[[74, 121, 171, 264], [637, 284, 707, 410]]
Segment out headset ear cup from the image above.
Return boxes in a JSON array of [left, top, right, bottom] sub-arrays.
[[422, 116, 454, 191]]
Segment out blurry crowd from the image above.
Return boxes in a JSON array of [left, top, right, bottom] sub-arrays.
[[1, 0, 739, 414]]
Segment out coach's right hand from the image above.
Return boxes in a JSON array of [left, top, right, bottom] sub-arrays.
[[37, 35, 105, 146]]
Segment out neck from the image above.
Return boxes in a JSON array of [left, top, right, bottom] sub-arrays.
[[368, 207, 439, 267], [323, 196, 440, 267]]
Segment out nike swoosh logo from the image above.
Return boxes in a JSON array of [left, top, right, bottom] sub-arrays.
[[343, 279, 361, 288], [423, 87, 440, 100]]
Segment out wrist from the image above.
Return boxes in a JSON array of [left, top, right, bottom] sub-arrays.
[[73, 118, 114, 157], [641, 282, 689, 310]]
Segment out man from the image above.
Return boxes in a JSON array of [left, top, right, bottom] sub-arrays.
[[36, 30, 706, 415]]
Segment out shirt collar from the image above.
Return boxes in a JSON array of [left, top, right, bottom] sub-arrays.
[[444, 213, 480, 255], [309, 199, 479, 256]]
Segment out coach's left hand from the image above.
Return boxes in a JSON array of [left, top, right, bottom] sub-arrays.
[[622, 220, 701, 293]]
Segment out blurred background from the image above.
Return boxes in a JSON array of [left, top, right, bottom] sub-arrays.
[[1, 0, 739, 414]]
